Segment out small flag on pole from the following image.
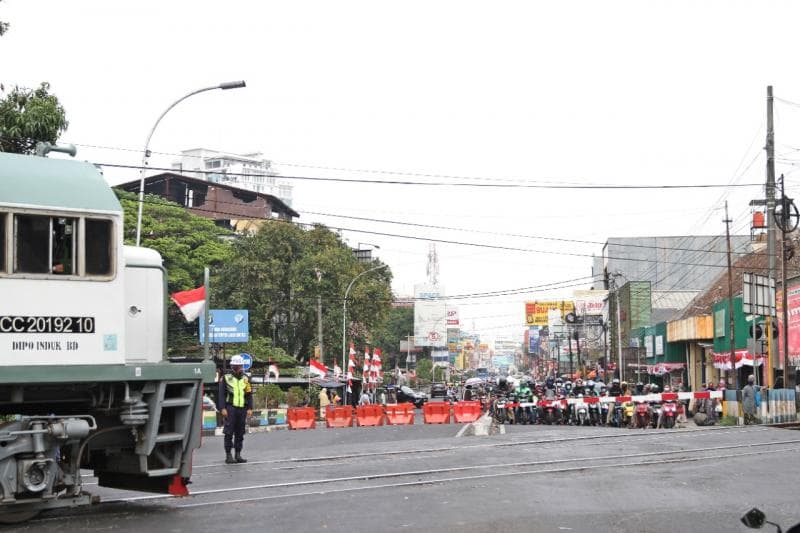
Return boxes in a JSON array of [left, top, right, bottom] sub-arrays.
[[334, 362, 342, 379], [309, 359, 327, 378], [268, 364, 280, 379], [170, 286, 205, 322]]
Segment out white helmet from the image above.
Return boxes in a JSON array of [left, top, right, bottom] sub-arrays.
[[230, 355, 245, 366]]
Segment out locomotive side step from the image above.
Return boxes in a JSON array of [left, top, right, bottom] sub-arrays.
[[154, 432, 185, 443]]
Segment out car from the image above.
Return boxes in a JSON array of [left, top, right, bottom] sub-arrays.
[[430, 382, 447, 398], [396, 385, 428, 408], [202, 395, 217, 411]]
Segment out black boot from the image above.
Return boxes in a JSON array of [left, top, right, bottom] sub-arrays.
[[235, 451, 247, 463], [225, 451, 235, 464]]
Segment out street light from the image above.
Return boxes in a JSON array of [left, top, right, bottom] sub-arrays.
[[135, 80, 247, 246], [341, 264, 389, 403]]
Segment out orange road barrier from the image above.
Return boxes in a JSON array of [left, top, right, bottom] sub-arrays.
[[452, 401, 482, 423], [384, 403, 415, 425], [325, 406, 354, 428], [287, 407, 316, 430], [355, 404, 385, 426], [423, 401, 451, 424]]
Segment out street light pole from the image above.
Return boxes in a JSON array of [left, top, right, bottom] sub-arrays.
[[341, 264, 389, 403], [135, 80, 246, 246]]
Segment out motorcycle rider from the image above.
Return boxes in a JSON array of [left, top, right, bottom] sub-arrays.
[[516, 378, 533, 424]]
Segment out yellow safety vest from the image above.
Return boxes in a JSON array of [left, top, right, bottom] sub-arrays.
[[224, 374, 250, 408]]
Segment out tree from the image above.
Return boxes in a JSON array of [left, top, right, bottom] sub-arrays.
[[371, 306, 414, 369], [0, 83, 68, 154], [115, 190, 233, 353], [214, 221, 393, 365]]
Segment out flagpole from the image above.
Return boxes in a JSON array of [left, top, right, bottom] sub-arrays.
[[203, 267, 210, 360]]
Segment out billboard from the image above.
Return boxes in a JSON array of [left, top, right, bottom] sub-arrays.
[[199, 309, 249, 343], [525, 300, 574, 326], [414, 284, 446, 347], [573, 290, 608, 316]]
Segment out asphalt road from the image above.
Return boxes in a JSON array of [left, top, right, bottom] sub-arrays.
[[7, 419, 800, 533]]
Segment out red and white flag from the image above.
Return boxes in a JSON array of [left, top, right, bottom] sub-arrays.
[[268, 364, 280, 379], [373, 348, 383, 382], [362, 348, 371, 378], [349, 343, 357, 358], [333, 362, 342, 379], [170, 286, 205, 322], [309, 359, 327, 378]]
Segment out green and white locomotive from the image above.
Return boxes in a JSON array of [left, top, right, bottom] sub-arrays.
[[0, 147, 214, 523]]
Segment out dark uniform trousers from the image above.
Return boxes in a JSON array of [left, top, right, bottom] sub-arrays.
[[224, 406, 247, 453]]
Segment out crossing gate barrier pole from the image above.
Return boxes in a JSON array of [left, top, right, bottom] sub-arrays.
[[452, 401, 482, 423], [356, 404, 385, 426], [325, 405, 355, 428], [423, 401, 451, 424], [287, 407, 316, 430], [384, 403, 415, 425]]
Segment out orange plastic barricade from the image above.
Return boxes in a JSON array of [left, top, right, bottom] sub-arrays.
[[452, 401, 482, 423], [325, 406, 354, 428], [356, 404, 385, 427], [384, 403, 415, 425], [423, 402, 451, 424], [287, 407, 316, 430]]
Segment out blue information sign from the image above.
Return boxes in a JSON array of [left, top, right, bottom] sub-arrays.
[[199, 309, 249, 343], [239, 353, 252, 371]]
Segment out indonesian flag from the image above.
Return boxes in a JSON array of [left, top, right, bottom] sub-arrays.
[[373, 348, 383, 382], [333, 362, 342, 379], [170, 286, 205, 322], [309, 359, 327, 378], [347, 345, 356, 392], [362, 348, 371, 378], [268, 364, 280, 379]]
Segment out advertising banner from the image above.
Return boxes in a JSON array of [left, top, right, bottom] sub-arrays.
[[414, 284, 446, 347], [528, 326, 539, 353], [525, 300, 574, 326], [777, 281, 800, 367], [573, 290, 608, 316]]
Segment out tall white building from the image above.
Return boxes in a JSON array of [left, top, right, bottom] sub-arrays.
[[171, 148, 293, 207]]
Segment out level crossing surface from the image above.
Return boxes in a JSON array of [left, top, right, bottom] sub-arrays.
[[11, 422, 800, 533]]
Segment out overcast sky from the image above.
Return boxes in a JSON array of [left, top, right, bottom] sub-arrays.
[[5, 1, 800, 343]]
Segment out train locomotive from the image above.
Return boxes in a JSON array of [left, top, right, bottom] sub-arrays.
[[0, 147, 214, 523]]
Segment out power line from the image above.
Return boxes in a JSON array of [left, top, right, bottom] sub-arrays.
[[99, 162, 762, 190]]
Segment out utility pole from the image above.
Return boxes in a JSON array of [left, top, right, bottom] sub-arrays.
[[779, 175, 791, 388], [568, 326, 574, 376], [724, 202, 738, 390], [766, 85, 777, 387], [315, 268, 323, 364]]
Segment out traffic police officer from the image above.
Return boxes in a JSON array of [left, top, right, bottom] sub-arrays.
[[219, 355, 253, 464]]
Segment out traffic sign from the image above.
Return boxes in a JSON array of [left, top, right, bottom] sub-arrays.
[[239, 353, 252, 371]]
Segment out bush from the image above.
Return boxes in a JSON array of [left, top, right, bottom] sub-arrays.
[[286, 386, 308, 407], [719, 415, 739, 426], [255, 384, 285, 409]]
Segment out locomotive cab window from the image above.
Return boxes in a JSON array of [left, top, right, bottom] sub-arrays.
[[14, 215, 77, 275], [85, 219, 113, 276]]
